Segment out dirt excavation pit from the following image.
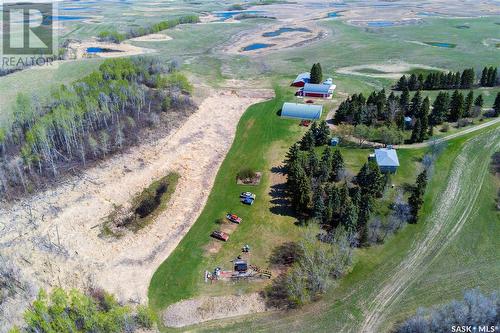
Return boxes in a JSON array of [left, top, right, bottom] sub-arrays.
[[0, 85, 274, 329], [162, 293, 270, 328]]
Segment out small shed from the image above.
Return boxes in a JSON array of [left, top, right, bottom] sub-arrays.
[[374, 148, 400, 174], [330, 137, 340, 146], [291, 72, 311, 87], [281, 102, 323, 120]]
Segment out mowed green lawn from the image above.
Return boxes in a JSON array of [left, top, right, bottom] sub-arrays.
[[190, 124, 500, 333]]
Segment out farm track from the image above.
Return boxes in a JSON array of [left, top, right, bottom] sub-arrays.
[[358, 127, 500, 333]]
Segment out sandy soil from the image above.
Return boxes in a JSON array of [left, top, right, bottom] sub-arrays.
[[162, 293, 270, 328], [66, 39, 153, 59], [359, 128, 500, 333], [0, 85, 274, 330]]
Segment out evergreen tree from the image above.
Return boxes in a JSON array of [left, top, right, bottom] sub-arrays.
[[316, 120, 330, 145], [341, 197, 358, 232], [408, 170, 427, 223], [410, 118, 422, 143], [326, 184, 340, 223], [474, 94, 484, 108], [310, 63, 323, 84], [290, 162, 311, 214], [493, 92, 500, 117], [408, 74, 418, 91], [319, 147, 332, 182], [460, 68, 474, 89], [307, 149, 320, 177], [356, 160, 384, 198], [312, 188, 326, 222], [409, 90, 422, 117], [300, 129, 315, 151], [396, 75, 408, 90], [338, 181, 350, 215], [284, 143, 300, 170], [330, 149, 344, 181], [430, 92, 450, 125], [418, 97, 430, 142], [399, 88, 410, 114], [480, 67, 489, 86], [463, 91, 474, 118], [449, 90, 464, 122], [358, 194, 373, 245]]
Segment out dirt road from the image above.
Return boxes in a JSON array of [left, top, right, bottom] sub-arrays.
[[0, 85, 273, 330], [358, 127, 500, 333]]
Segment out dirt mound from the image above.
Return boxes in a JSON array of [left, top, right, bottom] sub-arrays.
[[162, 293, 269, 328]]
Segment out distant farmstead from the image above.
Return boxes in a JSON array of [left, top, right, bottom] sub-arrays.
[[374, 148, 400, 174], [281, 102, 323, 120], [291, 72, 311, 87], [296, 83, 336, 99]]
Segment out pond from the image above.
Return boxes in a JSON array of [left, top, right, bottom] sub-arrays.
[[367, 21, 396, 27], [262, 27, 311, 37], [328, 12, 342, 18], [423, 42, 457, 48], [213, 10, 263, 21], [242, 43, 275, 51], [86, 47, 121, 53]]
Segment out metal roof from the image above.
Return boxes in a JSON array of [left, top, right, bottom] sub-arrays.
[[281, 102, 323, 120], [303, 83, 334, 94], [374, 148, 400, 167], [293, 72, 310, 84]]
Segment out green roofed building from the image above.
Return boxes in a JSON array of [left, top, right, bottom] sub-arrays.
[[281, 102, 323, 120]]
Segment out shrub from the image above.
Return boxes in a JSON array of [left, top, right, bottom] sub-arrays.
[[135, 305, 157, 329], [440, 122, 450, 132], [237, 168, 257, 180]]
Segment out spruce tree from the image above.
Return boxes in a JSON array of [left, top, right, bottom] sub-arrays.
[[480, 67, 488, 86], [307, 149, 320, 177], [285, 143, 300, 170], [418, 97, 430, 142], [408, 74, 418, 91], [341, 197, 358, 233], [396, 75, 408, 90], [493, 92, 500, 117], [409, 90, 422, 117], [312, 189, 326, 222], [449, 90, 464, 122], [316, 120, 330, 145], [330, 149, 344, 181], [319, 147, 332, 182], [411, 118, 422, 143], [290, 163, 311, 214], [474, 94, 484, 108], [310, 63, 323, 84], [463, 91, 474, 118], [399, 88, 410, 114], [300, 129, 315, 151]]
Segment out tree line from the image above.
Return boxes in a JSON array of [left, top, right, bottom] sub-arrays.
[[334, 87, 500, 144], [395, 66, 498, 91], [98, 15, 200, 43], [0, 57, 194, 198]]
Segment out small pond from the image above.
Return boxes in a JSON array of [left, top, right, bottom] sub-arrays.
[[423, 42, 456, 48], [213, 10, 263, 21], [367, 21, 396, 27], [328, 12, 342, 18], [262, 27, 311, 37], [242, 43, 275, 51], [86, 47, 121, 53]]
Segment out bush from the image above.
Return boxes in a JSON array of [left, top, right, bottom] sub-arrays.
[[440, 123, 450, 132], [135, 305, 157, 329], [237, 168, 257, 180]]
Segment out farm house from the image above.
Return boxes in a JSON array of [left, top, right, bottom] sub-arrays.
[[281, 102, 323, 120], [291, 72, 311, 87], [296, 83, 336, 99], [374, 148, 400, 174]]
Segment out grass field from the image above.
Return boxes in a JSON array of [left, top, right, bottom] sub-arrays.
[[187, 124, 500, 333]]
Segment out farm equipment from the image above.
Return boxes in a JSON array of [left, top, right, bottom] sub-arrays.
[[226, 213, 242, 224], [205, 258, 272, 283], [211, 230, 229, 241], [300, 120, 311, 127]]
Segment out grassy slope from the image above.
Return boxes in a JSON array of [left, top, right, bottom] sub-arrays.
[[193, 124, 500, 333]]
